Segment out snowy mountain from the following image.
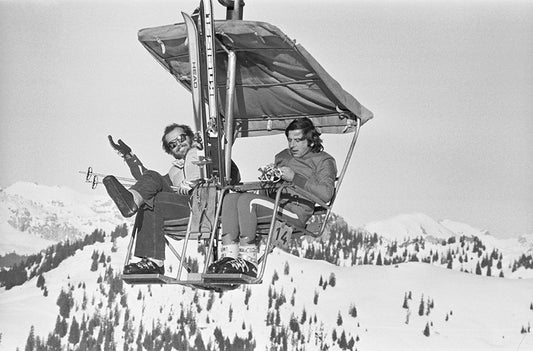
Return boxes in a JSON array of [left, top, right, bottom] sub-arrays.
[[0, 182, 129, 255], [1, 235, 532, 351], [1, 182, 532, 350], [364, 212, 533, 254], [364, 213, 456, 242]]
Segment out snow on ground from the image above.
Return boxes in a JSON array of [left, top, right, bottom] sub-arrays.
[[1, 234, 532, 351]]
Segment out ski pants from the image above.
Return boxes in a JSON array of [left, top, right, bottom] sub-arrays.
[[130, 170, 189, 260], [221, 192, 304, 245]]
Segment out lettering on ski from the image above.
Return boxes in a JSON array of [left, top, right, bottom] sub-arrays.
[[182, 11, 207, 179], [201, 0, 218, 137], [200, 0, 226, 183]]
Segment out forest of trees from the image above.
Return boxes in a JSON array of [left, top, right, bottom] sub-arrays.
[[0, 224, 129, 290], [283, 215, 533, 279]]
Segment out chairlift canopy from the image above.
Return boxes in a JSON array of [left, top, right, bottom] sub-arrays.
[[138, 20, 373, 138]]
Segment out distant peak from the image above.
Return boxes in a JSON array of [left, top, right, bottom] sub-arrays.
[[364, 212, 455, 242]]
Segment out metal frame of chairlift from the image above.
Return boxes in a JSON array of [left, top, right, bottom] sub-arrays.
[[121, 0, 363, 290]]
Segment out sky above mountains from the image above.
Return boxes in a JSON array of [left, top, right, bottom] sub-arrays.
[[0, 0, 532, 237]]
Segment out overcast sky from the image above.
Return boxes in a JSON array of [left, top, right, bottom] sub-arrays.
[[1, 0, 532, 237]]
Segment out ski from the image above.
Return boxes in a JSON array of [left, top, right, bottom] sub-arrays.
[[182, 11, 207, 179], [200, 0, 226, 183], [200, 0, 218, 137]]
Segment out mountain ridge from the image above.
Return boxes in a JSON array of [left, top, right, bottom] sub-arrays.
[[0, 181, 532, 350], [1, 181, 531, 256]]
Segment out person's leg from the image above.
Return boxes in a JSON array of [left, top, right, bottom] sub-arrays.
[[218, 193, 302, 277], [130, 170, 174, 208], [124, 190, 190, 275], [237, 192, 302, 244], [220, 193, 240, 257], [134, 192, 189, 259], [207, 193, 240, 273], [104, 170, 172, 218]]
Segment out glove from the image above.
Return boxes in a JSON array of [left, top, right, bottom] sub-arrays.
[[108, 135, 132, 158]]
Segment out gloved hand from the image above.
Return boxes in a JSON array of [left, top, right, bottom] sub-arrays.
[[108, 135, 132, 158]]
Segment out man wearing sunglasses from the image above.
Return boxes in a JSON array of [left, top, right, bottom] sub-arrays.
[[102, 123, 213, 275]]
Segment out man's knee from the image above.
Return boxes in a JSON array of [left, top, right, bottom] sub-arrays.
[[236, 193, 256, 210], [142, 170, 164, 181]]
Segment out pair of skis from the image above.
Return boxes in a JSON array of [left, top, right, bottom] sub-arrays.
[[182, 0, 225, 183]]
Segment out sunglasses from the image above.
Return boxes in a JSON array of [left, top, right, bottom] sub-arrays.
[[167, 134, 188, 149]]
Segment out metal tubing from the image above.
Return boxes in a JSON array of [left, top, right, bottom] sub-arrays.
[[219, 0, 244, 20], [224, 51, 237, 184], [176, 212, 195, 281], [255, 184, 286, 282], [320, 118, 361, 233], [203, 187, 230, 272], [164, 237, 190, 273], [123, 219, 139, 268]]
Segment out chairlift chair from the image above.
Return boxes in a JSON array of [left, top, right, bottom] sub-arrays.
[[120, 0, 373, 290]]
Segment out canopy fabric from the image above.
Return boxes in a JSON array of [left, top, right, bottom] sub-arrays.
[[138, 20, 373, 137]]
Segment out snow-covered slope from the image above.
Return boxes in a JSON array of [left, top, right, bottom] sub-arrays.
[[364, 212, 532, 254], [0, 221, 55, 256], [440, 218, 490, 237], [0, 182, 129, 255], [1, 235, 532, 351], [1, 182, 532, 350]]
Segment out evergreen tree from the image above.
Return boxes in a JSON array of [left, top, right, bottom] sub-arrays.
[[275, 310, 281, 326], [337, 312, 343, 326], [58, 317, 68, 338], [338, 331, 347, 349], [402, 293, 409, 309], [423, 323, 430, 337], [36, 274, 45, 290], [447, 259, 453, 269], [475, 262, 482, 275], [213, 327, 225, 350], [204, 291, 214, 312], [284, 261, 290, 275], [194, 333, 206, 351], [56, 289, 74, 318], [376, 252, 382, 265], [418, 296, 425, 316], [289, 314, 300, 333], [300, 308, 307, 324], [25, 325, 35, 351], [329, 273, 336, 287], [244, 287, 252, 306], [90, 255, 99, 272], [349, 304, 358, 318], [46, 333, 62, 350], [348, 336, 355, 350], [68, 317, 80, 345], [142, 332, 154, 351]]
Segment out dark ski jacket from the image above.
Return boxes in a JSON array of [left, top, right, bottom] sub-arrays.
[[274, 148, 337, 224]]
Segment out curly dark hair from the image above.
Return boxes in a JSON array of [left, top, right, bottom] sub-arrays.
[[285, 117, 323, 153], [161, 123, 194, 155]]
